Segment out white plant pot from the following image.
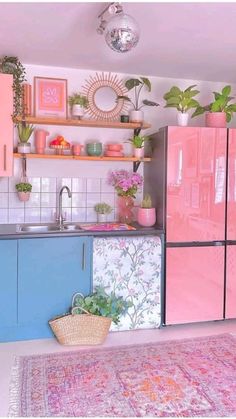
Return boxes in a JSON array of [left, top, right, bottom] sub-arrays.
[[72, 105, 84, 118], [17, 142, 31, 154], [97, 213, 107, 223], [177, 112, 189, 126], [134, 147, 144, 159], [129, 110, 144, 123]]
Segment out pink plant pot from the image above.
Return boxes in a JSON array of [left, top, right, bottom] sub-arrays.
[[133, 147, 144, 159], [137, 208, 156, 227], [205, 112, 226, 128], [17, 192, 30, 202]]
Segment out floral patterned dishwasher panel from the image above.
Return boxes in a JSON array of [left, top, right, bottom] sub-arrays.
[[93, 236, 162, 331]]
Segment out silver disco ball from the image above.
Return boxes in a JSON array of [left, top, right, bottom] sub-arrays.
[[105, 13, 140, 53]]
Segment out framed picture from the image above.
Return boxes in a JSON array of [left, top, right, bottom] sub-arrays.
[[34, 77, 67, 118]]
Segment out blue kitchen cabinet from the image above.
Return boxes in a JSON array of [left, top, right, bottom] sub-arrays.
[[0, 240, 17, 329], [17, 236, 92, 340]]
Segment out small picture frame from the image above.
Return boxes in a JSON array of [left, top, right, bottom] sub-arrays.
[[34, 77, 67, 118]]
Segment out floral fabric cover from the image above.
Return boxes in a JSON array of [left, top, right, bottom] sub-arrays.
[[93, 236, 162, 331]]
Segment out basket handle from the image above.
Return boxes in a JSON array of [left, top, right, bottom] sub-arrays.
[[71, 292, 84, 308], [71, 306, 91, 316]]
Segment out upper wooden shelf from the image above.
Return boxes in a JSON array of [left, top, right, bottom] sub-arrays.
[[13, 153, 151, 162], [14, 116, 151, 130]]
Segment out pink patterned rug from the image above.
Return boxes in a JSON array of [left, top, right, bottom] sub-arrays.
[[9, 334, 236, 417]]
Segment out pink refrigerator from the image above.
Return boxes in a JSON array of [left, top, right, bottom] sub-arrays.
[[144, 126, 236, 325]]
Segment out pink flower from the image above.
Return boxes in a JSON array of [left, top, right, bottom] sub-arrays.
[[107, 170, 143, 197]]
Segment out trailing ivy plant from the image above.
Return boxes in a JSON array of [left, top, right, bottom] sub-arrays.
[[72, 286, 132, 324], [0, 56, 26, 117]]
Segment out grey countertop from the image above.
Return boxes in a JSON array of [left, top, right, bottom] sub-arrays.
[[0, 223, 164, 240]]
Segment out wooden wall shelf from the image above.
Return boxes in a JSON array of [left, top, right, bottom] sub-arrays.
[[13, 153, 151, 162], [14, 116, 151, 130]]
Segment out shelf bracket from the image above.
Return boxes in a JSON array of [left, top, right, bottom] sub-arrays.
[[133, 161, 141, 172]]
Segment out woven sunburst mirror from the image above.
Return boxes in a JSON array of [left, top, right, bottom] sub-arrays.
[[82, 72, 128, 120]]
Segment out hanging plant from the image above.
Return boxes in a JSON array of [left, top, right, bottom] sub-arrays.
[[0, 56, 26, 117]]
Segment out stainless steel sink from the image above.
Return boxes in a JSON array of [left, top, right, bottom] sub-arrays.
[[16, 223, 82, 233]]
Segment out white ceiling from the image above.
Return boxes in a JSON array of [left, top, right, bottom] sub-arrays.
[[1, 2, 236, 82]]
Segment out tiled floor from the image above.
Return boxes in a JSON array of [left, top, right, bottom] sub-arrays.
[[1, 319, 236, 417]]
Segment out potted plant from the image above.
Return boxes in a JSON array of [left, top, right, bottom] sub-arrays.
[[68, 93, 89, 119], [163, 85, 200, 126], [15, 182, 32, 202], [117, 77, 159, 122], [94, 202, 112, 223], [137, 194, 156, 227], [128, 134, 150, 159], [49, 286, 132, 345], [192, 85, 236, 128], [0, 55, 26, 117], [17, 122, 34, 153]]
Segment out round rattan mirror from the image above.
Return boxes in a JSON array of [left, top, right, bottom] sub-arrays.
[[82, 73, 128, 120]]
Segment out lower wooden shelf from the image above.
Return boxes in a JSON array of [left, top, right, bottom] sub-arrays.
[[13, 153, 151, 162]]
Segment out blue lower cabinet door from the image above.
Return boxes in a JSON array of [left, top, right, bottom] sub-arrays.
[[18, 237, 92, 333], [0, 240, 17, 327]]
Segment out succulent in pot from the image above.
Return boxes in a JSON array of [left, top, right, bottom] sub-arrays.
[[68, 93, 89, 119], [128, 135, 150, 159], [15, 182, 32, 202], [94, 202, 112, 223], [192, 85, 236, 127], [117, 77, 159, 122], [17, 122, 34, 153], [163, 85, 200, 126], [137, 194, 156, 227]]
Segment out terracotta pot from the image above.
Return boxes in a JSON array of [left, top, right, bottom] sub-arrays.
[[17, 192, 30, 202], [177, 112, 189, 126], [129, 110, 144, 122], [133, 147, 144, 159], [205, 112, 226, 128], [137, 207, 156, 227]]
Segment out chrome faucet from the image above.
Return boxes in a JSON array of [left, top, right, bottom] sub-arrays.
[[57, 186, 72, 228]]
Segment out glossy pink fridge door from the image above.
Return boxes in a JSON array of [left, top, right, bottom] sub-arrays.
[[227, 129, 236, 240], [0, 74, 13, 176], [166, 127, 227, 242], [225, 245, 236, 319], [165, 246, 224, 325]]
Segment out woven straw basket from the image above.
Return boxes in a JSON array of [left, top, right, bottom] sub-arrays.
[[49, 306, 112, 346]]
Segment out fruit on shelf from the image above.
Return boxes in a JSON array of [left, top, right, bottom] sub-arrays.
[[50, 136, 70, 148]]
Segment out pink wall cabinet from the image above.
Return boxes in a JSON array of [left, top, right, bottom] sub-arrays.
[[0, 74, 13, 176], [165, 245, 224, 325], [166, 127, 227, 243], [227, 129, 236, 240], [225, 245, 236, 319]]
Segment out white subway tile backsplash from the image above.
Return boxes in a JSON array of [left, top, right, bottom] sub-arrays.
[[63, 208, 72, 222], [25, 208, 40, 223], [0, 178, 8, 192], [28, 177, 41, 193], [86, 193, 101, 207], [62, 192, 72, 208], [72, 193, 86, 208], [9, 208, 24, 223], [0, 193, 9, 208], [87, 178, 101, 193], [101, 178, 114, 193], [100, 193, 115, 206], [86, 207, 97, 222], [41, 177, 56, 193], [41, 208, 55, 223], [25, 193, 41, 208], [72, 178, 86, 193], [9, 178, 17, 193], [0, 209, 8, 223], [72, 208, 86, 222], [9, 193, 24, 209], [41, 192, 57, 207], [58, 178, 72, 190]]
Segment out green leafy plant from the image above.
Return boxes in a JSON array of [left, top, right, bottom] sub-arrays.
[[117, 77, 159, 110], [72, 286, 132, 325], [15, 182, 32, 193], [68, 93, 89, 108], [17, 122, 34, 143], [94, 202, 112, 215], [163, 85, 200, 114], [129, 135, 150, 149], [141, 194, 153, 208], [0, 56, 26, 117], [192, 85, 236, 122]]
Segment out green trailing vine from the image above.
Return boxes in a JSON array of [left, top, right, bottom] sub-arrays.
[[0, 56, 26, 117]]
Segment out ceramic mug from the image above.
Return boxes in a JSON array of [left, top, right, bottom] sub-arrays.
[[72, 144, 83, 156]]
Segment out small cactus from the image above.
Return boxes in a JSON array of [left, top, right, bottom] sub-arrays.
[[141, 194, 152, 208]]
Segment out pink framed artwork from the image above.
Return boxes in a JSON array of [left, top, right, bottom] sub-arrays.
[[34, 77, 67, 118]]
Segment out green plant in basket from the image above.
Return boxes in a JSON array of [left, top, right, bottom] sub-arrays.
[[72, 286, 132, 325]]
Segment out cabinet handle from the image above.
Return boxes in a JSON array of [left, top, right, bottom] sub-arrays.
[[3, 145, 6, 171], [82, 242, 86, 270]]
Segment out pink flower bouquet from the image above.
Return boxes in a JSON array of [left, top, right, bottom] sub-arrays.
[[108, 170, 143, 198]]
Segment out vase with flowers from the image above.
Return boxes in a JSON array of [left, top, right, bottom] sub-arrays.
[[108, 170, 143, 224]]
